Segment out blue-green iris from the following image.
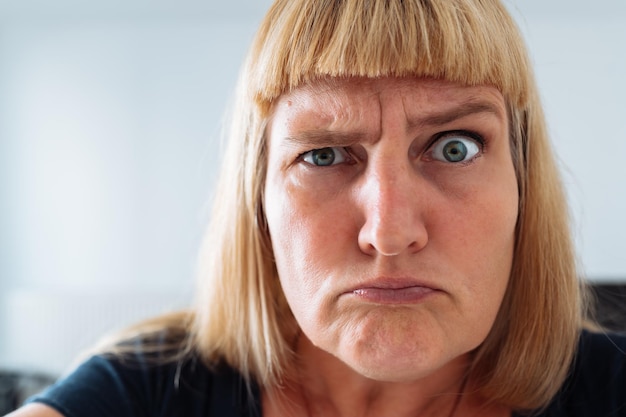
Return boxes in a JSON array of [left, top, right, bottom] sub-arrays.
[[311, 148, 336, 166], [442, 140, 468, 162]]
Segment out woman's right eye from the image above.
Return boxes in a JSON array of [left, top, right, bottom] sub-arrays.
[[301, 147, 350, 166]]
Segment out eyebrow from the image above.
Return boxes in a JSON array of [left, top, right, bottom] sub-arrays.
[[408, 100, 504, 130], [284, 130, 367, 147]]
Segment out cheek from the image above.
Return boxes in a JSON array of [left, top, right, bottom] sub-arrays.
[[430, 166, 518, 296], [266, 180, 332, 280], [458, 179, 518, 314], [265, 177, 358, 323], [265, 172, 354, 263]]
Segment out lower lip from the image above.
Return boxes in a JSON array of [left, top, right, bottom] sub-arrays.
[[349, 287, 437, 304]]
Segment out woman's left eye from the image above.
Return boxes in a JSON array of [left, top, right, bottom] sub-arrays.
[[301, 147, 350, 166], [429, 133, 482, 163]]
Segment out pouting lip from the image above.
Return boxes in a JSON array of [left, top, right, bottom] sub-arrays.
[[341, 277, 444, 295]]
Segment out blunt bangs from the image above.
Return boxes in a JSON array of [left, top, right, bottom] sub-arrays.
[[248, 0, 531, 112]]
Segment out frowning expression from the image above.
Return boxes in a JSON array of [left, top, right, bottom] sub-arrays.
[[264, 77, 518, 382]]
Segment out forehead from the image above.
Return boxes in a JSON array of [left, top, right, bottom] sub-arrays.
[[270, 77, 506, 131]]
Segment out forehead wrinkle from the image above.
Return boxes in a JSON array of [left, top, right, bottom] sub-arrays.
[[298, 83, 355, 126], [313, 89, 381, 140], [277, 92, 375, 147]]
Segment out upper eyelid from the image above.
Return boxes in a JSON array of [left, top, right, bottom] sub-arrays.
[[432, 130, 485, 145]]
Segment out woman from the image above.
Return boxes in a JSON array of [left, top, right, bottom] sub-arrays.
[[10, 0, 625, 416]]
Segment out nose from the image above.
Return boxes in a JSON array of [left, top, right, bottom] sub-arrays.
[[357, 161, 429, 257]]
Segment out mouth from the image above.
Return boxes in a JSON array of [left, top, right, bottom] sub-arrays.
[[343, 278, 442, 304]]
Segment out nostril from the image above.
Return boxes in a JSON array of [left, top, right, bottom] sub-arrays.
[[407, 240, 420, 251], [357, 211, 428, 257]]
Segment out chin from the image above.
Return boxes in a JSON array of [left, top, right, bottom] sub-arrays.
[[338, 342, 459, 383], [336, 330, 476, 384]]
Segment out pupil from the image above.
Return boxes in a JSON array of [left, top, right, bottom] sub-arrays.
[[443, 141, 467, 162], [313, 148, 335, 166]]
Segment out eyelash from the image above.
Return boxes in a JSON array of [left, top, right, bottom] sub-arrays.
[[431, 130, 485, 148]]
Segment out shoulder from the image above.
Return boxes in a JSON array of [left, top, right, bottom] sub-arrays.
[[543, 330, 626, 417], [26, 332, 261, 417], [572, 330, 626, 388], [578, 329, 626, 358]]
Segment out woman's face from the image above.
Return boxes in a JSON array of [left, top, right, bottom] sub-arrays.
[[264, 77, 518, 382]]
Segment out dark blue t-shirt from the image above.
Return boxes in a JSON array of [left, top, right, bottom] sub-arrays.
[[29, 354, 261, 417], [28, 331, 626, 416]]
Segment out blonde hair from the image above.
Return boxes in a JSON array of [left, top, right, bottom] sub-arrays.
[[189, 0, 584, 411]]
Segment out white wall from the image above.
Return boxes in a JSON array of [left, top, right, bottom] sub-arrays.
[[0, 7, 270, 374], [0, 0, 624, 375], [513, 10, 626, 280]]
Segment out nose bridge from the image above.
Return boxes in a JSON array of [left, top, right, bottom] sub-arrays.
[[358, 153, 427, 256], [369, 158, 411, 221]]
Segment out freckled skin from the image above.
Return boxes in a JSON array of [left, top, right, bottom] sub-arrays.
[[264, 77, 518, 383]]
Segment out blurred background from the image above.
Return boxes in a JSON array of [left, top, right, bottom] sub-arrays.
[[0, 0, 625, 395]]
